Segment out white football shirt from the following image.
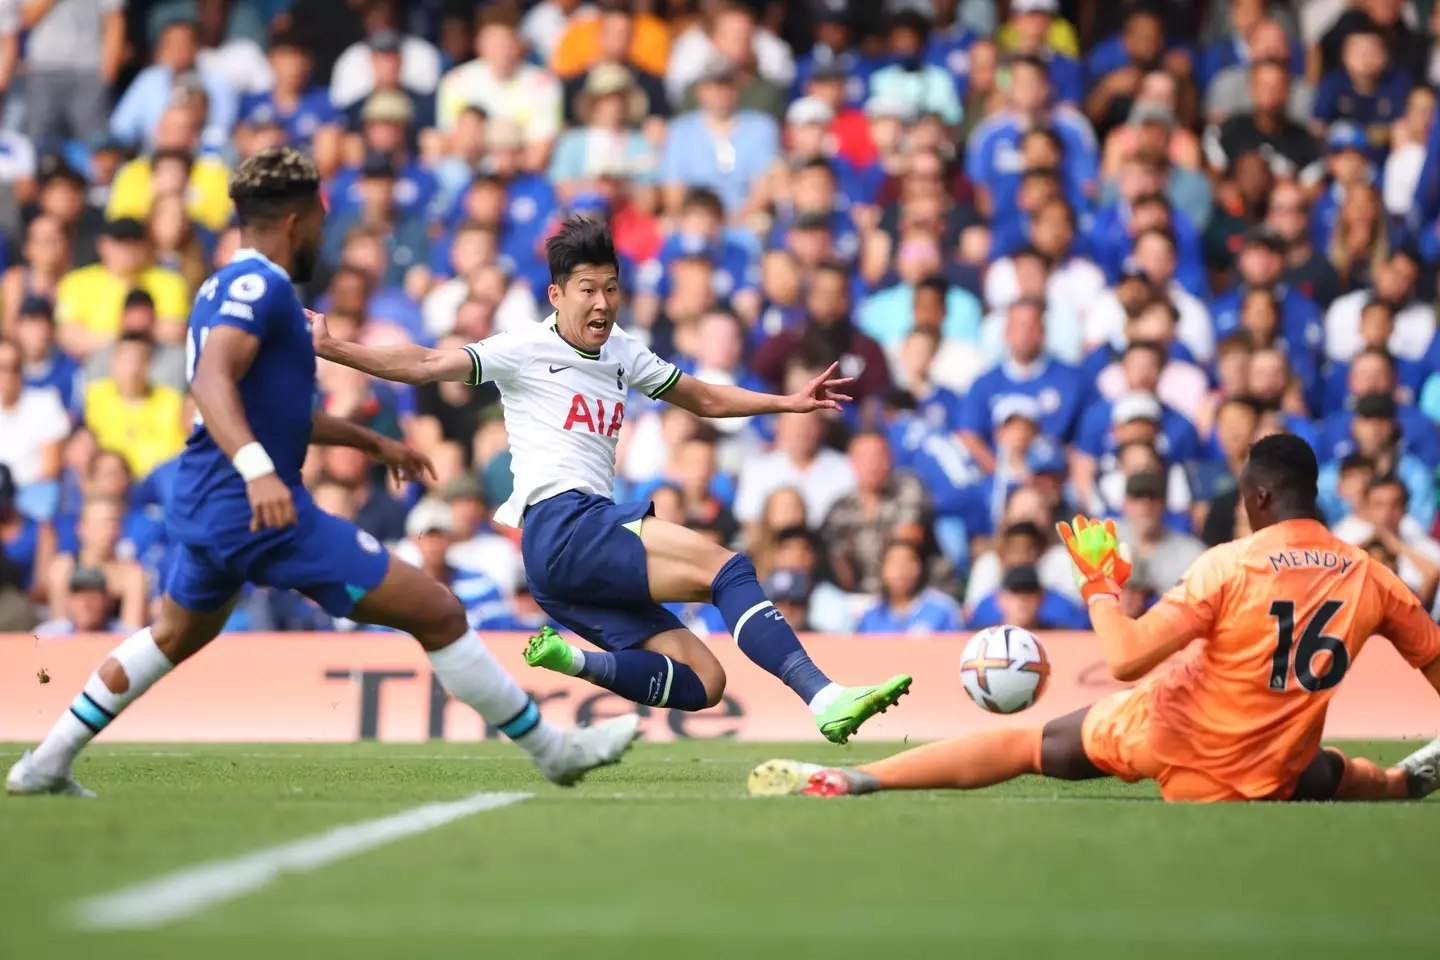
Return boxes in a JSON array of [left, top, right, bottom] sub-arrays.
[[464, 316, 681, 527]]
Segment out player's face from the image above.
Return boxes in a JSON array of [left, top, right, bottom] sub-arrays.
[[289, 199, 325, 283], [551, 265, 621, 350]]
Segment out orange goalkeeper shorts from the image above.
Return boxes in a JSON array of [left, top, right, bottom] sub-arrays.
[[1080, 687, 1271, 803]]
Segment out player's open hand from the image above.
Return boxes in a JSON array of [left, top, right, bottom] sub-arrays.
[[1056, 516, 1133, 603], [247, 474, 297, 533], [788, 362, 854, 414], [374, 437, 437, 484]]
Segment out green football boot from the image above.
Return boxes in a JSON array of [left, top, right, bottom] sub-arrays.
[[524, 625, 576, 674], [815, 675, 913, 744]]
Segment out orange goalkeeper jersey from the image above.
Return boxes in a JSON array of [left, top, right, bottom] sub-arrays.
[[1128, 518, 1440, 798]]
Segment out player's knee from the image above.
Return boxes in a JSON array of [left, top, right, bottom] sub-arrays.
[[414, 595, 471, 650], [698, 661, 727, 709], [706, 548, 746, 587], [1038, 710, 1104, 781]]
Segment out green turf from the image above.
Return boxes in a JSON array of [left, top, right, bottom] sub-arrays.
[[0, 740, 1435, 959]]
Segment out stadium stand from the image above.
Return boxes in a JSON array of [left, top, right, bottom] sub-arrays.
[[3, 0, 1440, 637]]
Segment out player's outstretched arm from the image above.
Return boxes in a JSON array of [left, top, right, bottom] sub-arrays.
[[1058, 517, 1213, 681], [663, 361, 853, 419], [309, 310, 473, 385], [311, 412, 436, 483]]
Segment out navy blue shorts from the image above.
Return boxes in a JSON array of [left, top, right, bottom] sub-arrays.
[[166, 503, 391, 616], [521, 491, 685, 651]]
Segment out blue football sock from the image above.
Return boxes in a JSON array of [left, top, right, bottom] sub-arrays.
[[577, 649, 709, 711], [711, 553, 832, 704]]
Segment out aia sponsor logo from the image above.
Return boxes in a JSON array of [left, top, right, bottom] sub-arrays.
[[563, 395, 625, 436]]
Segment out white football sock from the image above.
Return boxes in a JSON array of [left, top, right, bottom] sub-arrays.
[[807, 682, 843, 716], [31, 628, 175, 778], [563, 644, 586, 676], [428, 631, 563, 759]]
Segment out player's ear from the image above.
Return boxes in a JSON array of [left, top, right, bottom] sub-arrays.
[[547, 282, 562, 310]]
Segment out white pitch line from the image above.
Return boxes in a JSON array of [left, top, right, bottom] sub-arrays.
[[72, 791, 531, 930]]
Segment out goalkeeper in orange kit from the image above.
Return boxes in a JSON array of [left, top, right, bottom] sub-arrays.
[[749, 435, 1440, 802]]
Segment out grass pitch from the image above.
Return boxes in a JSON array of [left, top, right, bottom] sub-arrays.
[[0, 740, 1435, 959]]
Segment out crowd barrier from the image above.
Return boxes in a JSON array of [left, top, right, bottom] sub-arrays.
[[0, 633, 1434, 742]]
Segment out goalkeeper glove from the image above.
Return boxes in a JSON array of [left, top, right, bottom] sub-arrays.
[[1056, 516, 1133, 603]]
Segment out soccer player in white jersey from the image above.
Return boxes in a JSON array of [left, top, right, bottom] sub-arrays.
[[312, 218, 910, 742]]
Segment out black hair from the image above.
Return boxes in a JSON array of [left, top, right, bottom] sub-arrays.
[[774, 525, 819, 551], [117, 331, 155, 348], [1021, 127, 1064, 155], [1366, 473, 1409, 505], [1124, 339, 1167, 363], [681, 188, 725, 217], [889, 9, 931, 35], [1136, 296, 1179, 323], [1010, 54, 1048, 75], [270, 28, 316, 55], [1352, 346, 1397, 374], [1021, 166, 1062, 187], [1133, 226, 1176, 251], [883, 388, 919, 412], [546, 216, 619, 286], [1245, 434, 1319, 504], [229, 146, 321, 225], [915, 274, 949, 297], [797, 157, 836, 179], [813, 259, 850, 282], [1338, 452, 1374, 474], [1002, 521, 1045, 547], [152, 147, 195, 172], [1361, 297, 1396, 319], [1219, 394, 1263, 419], [123, 289, 156, 311]]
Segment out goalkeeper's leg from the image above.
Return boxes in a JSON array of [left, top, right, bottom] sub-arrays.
[[1289, 740, 1440, 802], [749, 707, 1108, 796]]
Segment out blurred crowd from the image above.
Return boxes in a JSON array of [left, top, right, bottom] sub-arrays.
[[5, 0, 1440, 638]]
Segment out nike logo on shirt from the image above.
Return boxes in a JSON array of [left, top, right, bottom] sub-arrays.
[[548, 365, 573, 374]]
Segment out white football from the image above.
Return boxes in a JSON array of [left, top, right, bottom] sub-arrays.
[[959, 626, 1051, 714]]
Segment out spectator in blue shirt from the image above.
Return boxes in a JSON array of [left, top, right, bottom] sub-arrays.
[[636, 188, 759, 328], [1003, 0, 1084, 105], [236, 30, 341, 172], [1314, 27, 1410, 166], [969, 562, 1088, 630], [965, 55, 1097, 223], [338, 30, 436, 155], [960, 298, 1083, 469], [1083, 6, 1172, 137], [110, 18, 238, 153], [1318, 392, 1434, 529], [1197, 0, 1304, 90], [1210, 226, 1324, 396], [660, 61, 779, 216], [14, 296, 81, 418], [329, 92, 440, 223], [1320, 302, 1428, 416], [1310, 123, 1380, 259], [1319, 348, 1437, 467], [323, 151, 429, 291], [856, 540, 964, 635]]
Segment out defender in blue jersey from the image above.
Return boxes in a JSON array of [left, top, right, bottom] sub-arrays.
[[9, 148, 636, 798], [311, 218, 911, 744]]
